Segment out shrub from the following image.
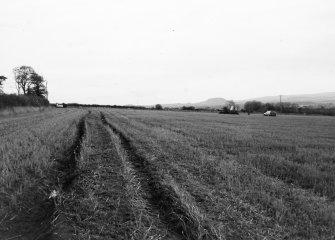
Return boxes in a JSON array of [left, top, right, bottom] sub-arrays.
[[155, 104, 163, 110], [0, 94, 49, 109], [181, 106, 195, 111]]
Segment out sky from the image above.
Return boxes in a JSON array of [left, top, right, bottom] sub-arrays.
[[0, 0, 335, 105]]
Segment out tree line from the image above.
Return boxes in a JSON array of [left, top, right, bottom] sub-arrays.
[[0, 66, 49, 109], [242, 100, 335, 116], [0, 76, 7, 94], [1, 66, 48, 97], [13, 66, 48, 97], [154, 101, 335, 116]]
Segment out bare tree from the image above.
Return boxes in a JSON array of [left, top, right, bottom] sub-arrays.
[[13, 66, 35, 95]]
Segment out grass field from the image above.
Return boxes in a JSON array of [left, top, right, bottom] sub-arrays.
[[0, 108, 334, 239], [0, 108, 87, 239]]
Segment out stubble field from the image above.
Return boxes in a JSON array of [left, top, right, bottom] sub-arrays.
[[0, 108, 334, 239]]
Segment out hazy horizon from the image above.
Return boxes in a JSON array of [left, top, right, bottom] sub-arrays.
[[1, 0, 335, 105]]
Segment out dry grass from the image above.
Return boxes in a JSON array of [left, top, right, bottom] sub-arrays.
[[1, 108, 334, 239], [0, 108, 87, 232], [53, 112, 138, 239], [0, 106, 50, 117], [110, 128, 168, 240], [56, 111, 173, 239], [101, 109, 335, 239]]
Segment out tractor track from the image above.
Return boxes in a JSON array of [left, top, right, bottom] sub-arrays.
[[0, 114, 88, 240], [100, 112, 213, 240], [54, 115, 86, 191], [35, 114, 87, 239], [55, 112, 137, 239], [49, 114, 89, 240]]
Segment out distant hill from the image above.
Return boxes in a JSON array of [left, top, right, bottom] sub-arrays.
[[237, 92, 335, 106], [162, 98, 229, 109], [161, 92, 335, 109]]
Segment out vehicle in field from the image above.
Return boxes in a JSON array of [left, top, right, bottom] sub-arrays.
[[264, 110, 276, 116], [219, 105, 239, 114], [56, 103, 67, 108]]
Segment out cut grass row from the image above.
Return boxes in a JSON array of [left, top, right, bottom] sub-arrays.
[[101, 112, 216, 239], [0, 108, 87, 237], [55, 111, 170, 239], [1, 107, 334, 239], [55, 110, 219, 239], [109, 110, 335, 198], [102, 109, 335, 239]]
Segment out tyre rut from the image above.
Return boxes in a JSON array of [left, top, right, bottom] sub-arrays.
[[100, 112, 213, 240], [54, 115, 86, 191], [0, 114, 88, 240], [54, 112, 137, 239]]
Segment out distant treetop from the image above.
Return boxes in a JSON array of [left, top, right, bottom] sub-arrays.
[[155, 104, 163, 110], [0, 75, 7, 94], [13, 66, 47, 98]]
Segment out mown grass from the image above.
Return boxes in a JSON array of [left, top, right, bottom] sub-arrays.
[[102, 113, 215, 239], [102, 109, 335, 239], [0, 108, 87, 234], [55, 111, 171, 239], [1, 108, 334, 239], [0, 106, 50, 117], [108, 125, 169, 240]]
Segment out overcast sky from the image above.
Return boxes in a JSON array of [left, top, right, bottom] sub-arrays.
[[1, 0, 334, 105]]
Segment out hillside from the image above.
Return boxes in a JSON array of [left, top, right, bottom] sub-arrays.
[[237, 92, 335, 105], [161, 92, 335, 109], [162, 98, 229, 108]]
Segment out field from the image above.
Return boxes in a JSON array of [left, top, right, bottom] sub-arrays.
[[0, 108, 334, 239]]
